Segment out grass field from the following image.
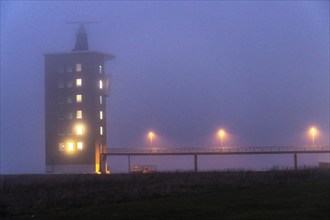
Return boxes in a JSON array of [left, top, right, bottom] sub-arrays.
[[1, 169, 329, 219]]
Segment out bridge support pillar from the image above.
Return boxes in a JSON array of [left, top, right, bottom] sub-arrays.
[[100, 153, 107, 174], [294, 153, 298, 171], [128, 155, 131, 173], [194, 154, 198, 173]]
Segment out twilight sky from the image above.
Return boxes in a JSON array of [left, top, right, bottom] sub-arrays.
[[1, 1, 329, 173]]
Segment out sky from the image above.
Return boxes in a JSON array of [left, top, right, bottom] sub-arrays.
[[0, 1, 329, 174]]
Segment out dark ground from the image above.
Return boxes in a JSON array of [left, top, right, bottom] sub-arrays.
[[1, 169, 329, 219]]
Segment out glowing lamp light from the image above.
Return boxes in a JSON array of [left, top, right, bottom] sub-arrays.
[[309, 127, 318, 146], [148, 131, 155, 147], [217, 129, 225, 147], [218, 129, 225, 138]]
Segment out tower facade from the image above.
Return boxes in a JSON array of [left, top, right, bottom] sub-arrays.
[[45, 26, 114, 173]]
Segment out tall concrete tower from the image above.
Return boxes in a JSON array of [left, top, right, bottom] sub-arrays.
[[45, 25, 114, 173]]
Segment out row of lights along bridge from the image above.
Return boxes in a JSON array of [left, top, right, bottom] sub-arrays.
[[148, 127, 319, 147]]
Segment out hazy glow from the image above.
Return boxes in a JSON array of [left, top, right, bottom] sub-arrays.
[[76, 94, 82, 103], [148, 131, 155, 147], [1, 2, 329, 174], [67, 142, 74, 152], [99, 96, 103, 104], [309, 127, 318, 146], [76, 78, 82, 87], [77, 141, 83, 150], [217, 129, 226, 146]]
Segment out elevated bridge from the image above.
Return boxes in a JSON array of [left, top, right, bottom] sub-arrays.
[[99, 145, 330, 174]]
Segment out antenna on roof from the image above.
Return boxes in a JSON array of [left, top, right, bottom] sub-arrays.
[[67, 21, 98, 51]]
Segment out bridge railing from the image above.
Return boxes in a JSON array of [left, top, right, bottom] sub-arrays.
[[105, 145, 330, 154]]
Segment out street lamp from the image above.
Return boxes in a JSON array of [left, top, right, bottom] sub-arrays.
[[148, 131, 155, 147], [217, 129, 225, 147], [309, 127, 317, 146]]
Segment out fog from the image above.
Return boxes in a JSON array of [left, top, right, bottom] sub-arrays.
[[1, 1, 329, 174]]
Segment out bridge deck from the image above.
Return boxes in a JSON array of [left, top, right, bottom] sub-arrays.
[[99, 146, 330, 174], [103, 146, 330, 156]]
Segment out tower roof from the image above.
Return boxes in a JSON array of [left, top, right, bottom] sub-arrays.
[[72, 25, 89, 51]]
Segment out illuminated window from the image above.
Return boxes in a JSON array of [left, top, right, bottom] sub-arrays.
[[99, 111, 103, 120], [99, 96, 103, 104], [76, 125, 84, 135], [76, 78, 82, 87], [99, 65, 103, 74], [58, 79, 64, 88], [59, 143, 65, 151], [76, 94, 82, 103], [76, 110, 82, 119], [100, 126, 103, 135], [76, 64, 82, 72], [77, 142, 83, 150], [68, 142, 74, 151], [99, 80, 103, 89]]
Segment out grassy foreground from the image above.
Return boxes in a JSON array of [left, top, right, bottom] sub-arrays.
[[1, 169, 329, 219]]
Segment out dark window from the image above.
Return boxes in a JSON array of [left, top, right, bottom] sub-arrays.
[[58, 126, 65, 136], [67, 80, 73, 88], [58, 79, 64, 88], [66, 65, 73, 73], [67, 96, 73, 104]]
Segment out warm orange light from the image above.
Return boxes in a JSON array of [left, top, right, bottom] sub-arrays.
[[59, 142, 65, 151], [75, 124, 84, 135], [76, 94, 82, 103], [67, 142, 74, 152], [148, 131, 155, 147], [309, 127, 318, 146], [76, 110, 82, 119], [217, 129, 225, 146], [76, 78, 82, 87], [218, 129, 225, 138]]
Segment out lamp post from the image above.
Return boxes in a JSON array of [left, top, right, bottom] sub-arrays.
[[217, 129, 225, 147], [148, 131, 155, 148], [309, 127, 317, 146]]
